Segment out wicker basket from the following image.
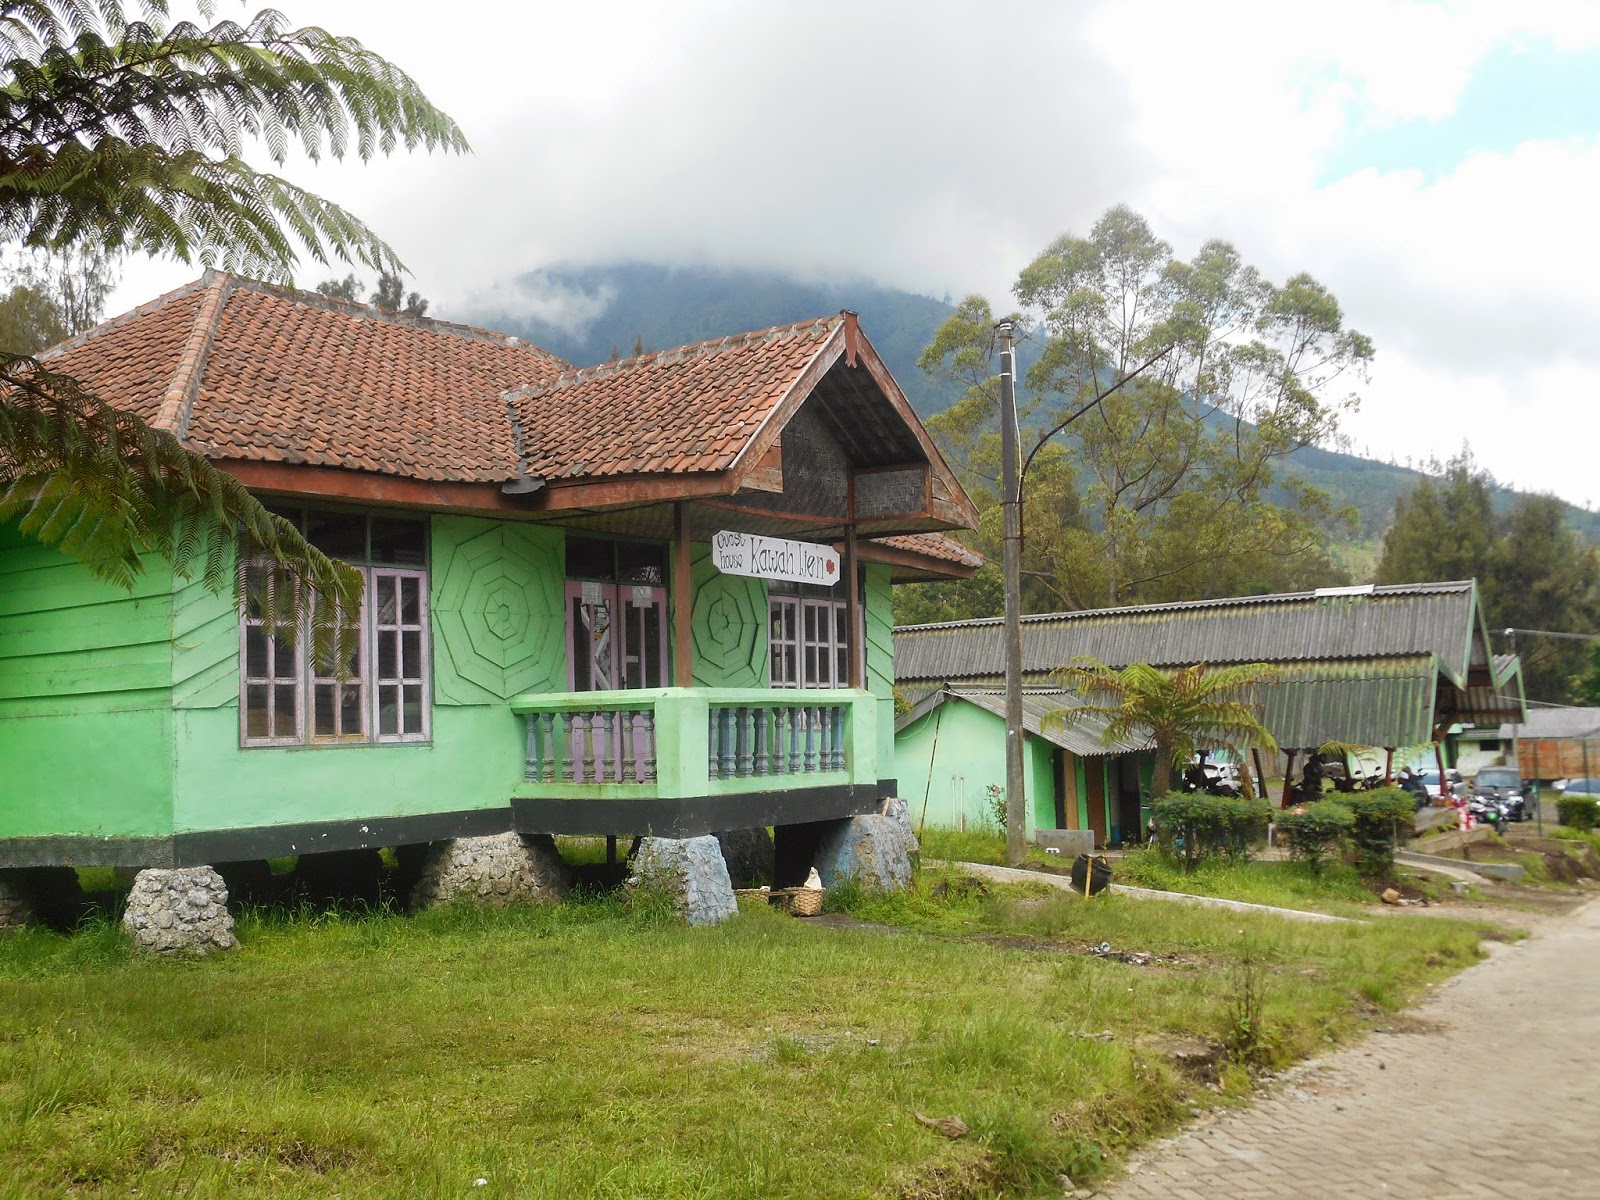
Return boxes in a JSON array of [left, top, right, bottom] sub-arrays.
[[776, 886, 825, 917]]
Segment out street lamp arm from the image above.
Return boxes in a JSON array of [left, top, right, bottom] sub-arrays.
[[1018, 344, 1177, 496]]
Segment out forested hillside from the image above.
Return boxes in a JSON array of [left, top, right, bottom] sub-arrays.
[[465, 261, 1599, 550]]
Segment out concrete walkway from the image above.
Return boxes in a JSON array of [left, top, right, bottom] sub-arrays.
[[1096, 897, 1600, 1199]]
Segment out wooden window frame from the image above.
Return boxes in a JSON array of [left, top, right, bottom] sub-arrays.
[[768, 574, 864, 691], [240, 562, 432, 749]]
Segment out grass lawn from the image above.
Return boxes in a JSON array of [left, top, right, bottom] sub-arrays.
[[0, 875, 1493, 1200]]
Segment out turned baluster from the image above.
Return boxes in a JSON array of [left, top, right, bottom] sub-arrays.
[[540, 713, 556, 782], [719, 708, 736, 779], [830, 706, 846, 771], [560, 713, 576, 782], [754, 707, 770, 776], [640, 710, 657, 782]]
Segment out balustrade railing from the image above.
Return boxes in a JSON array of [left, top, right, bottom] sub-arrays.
[[513, 688, 862, 790], [524, 707, 657, 784], [706, 702, 846, 780]]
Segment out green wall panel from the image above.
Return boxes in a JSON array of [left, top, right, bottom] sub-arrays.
[[1029, 736, 1056, 832], [171, 571, 241, 709], [432, 517, 566, 704], [172, 706, 524, 833], [689, 545, 768, 688], [0, 524, 177, 840], [865, 563, 894, 699]]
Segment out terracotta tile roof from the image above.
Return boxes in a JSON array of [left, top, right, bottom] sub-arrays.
[[873, 533, 984, 569], [507, 317, 843, 480], [42, 273, 569, 483]]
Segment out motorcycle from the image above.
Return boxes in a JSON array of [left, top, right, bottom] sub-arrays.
[[1466, 793, 1510, 834]]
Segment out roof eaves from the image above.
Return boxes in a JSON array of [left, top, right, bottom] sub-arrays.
[[722, 318, 846, 487]]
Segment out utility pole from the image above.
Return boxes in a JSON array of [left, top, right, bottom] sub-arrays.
[[998, 321, 1026, 866]]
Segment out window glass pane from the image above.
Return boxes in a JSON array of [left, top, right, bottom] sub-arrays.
[[616, 541, 667, 585], [314, 683, 336, 737], [245, 684, 270, 737], [570, 596, 592, 690], [376, 575, 397, 626], [565, 537, 613, 580], [245, 626, 268, 678], [379, 630, 398, 680], [379, 685, 399, 736], [273, 684, 298, 738], [371, 517, 426, 565], [341, 685, 365, 738], [400, 576, 421, 625], [304, 511, 366, 561], [402, 684, 422, 734], [272, 630, 297, 678], [642, 607, 661, 688], [401, 630, 422, 677]]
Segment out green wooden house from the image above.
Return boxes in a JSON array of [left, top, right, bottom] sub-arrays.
[[0, 273, 980, 887]]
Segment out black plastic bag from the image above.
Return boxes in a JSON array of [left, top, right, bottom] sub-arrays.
[[1069, 853, 1113, 896]]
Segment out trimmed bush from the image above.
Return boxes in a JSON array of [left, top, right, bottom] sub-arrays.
[[1342, 788, 1415, 878], [1557, 795, 1599, 832], [1275, 801, 1354, 874], [1150, 793, 1272, 872]]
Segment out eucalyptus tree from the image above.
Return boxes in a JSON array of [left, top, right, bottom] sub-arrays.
[[0, 0, 465, 610], [922, 206, 1371, 611]]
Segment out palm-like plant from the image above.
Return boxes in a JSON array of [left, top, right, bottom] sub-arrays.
[[0, 0, 466, 608], [1052, 660, 1279, 798]]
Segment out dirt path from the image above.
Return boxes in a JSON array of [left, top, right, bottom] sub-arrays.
[[1095, 895, 1600, 1199]]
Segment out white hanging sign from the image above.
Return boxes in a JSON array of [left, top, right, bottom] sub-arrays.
[[712, 530, 840, 587]]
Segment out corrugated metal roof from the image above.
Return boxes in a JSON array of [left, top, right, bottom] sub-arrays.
[[1498, 707, 1600, 740], [894, 580, 1483, 687], [942, 689, 1154, 757], [1264, 657, 1437, 749]]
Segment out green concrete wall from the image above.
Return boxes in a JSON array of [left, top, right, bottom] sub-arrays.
[[893, 699, 1055, 837], [0, 523, 177, 839]]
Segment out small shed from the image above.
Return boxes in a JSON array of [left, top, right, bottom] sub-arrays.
[[1499, 707, 1600, 782], [895, 689, 1153, 847]]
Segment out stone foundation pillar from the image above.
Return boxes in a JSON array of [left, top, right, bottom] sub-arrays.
[[409, 832, 570, 910], [814, 797, 919, 892], [123, 866, 238, 955], [627, 836, 738, 926], [0, 871, 34, 931]]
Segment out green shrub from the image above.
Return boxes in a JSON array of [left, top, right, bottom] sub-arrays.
[[1557, 794, 1599, 832], [1342, 788, 1415, 878], [1275, 800, 1354, 874], [1150, 793, 1272, 872]]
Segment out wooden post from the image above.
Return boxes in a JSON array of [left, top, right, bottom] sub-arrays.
[[1434, 740, 1449, 803], [1281, 749, 1298, 807], [844, 524, 863, 690], [673, 501, 693, 688], [1383, 747, 1394, 785], [1251, 748, 1268, 802]]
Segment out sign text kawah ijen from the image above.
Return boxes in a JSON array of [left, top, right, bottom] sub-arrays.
[[712, 530, 840, 586]]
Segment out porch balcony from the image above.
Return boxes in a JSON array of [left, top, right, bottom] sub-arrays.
[[507, 687, 885, 837]]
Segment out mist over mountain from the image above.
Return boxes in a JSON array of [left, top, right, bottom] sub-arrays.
[[463, 261, 1600, 551]]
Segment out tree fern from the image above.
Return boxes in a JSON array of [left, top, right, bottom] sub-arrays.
[[0, 1, 463, 638]]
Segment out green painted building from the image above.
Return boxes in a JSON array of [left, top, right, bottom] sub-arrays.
[[0, 274, 980, 877], [895, 689, 1154, 847]]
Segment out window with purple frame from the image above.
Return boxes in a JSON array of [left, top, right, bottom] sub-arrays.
[[241, 510, 430, 747]]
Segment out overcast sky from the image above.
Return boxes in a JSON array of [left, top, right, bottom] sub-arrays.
[[113, 0, 1600, 510]]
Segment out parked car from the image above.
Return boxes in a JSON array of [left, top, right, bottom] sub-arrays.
[[1416, 767, 1465, 799], [1471, 766, 1535, 822], [1560, 778, 1600, 800]]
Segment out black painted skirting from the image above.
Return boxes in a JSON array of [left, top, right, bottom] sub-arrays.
[[0, 781, 903, 869], [511, 782, 888, 838]]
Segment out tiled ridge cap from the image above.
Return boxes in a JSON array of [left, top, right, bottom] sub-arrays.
[[152, 272, 231, 436], [894, 580, 1481, 633], [502, 314, 844, 402], [222, 275, 573, 369]]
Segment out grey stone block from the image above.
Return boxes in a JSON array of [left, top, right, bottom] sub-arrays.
[[410, 832, 570, 910], [0, 871, 33, 931], [123, 867, 237, 956], [814, 796, 919, 892], [1035, 829, 1095, 857], [628, 836, 738, 926]]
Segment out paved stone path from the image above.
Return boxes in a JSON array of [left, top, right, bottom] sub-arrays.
[[1098, 897, 1600, 1199]]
